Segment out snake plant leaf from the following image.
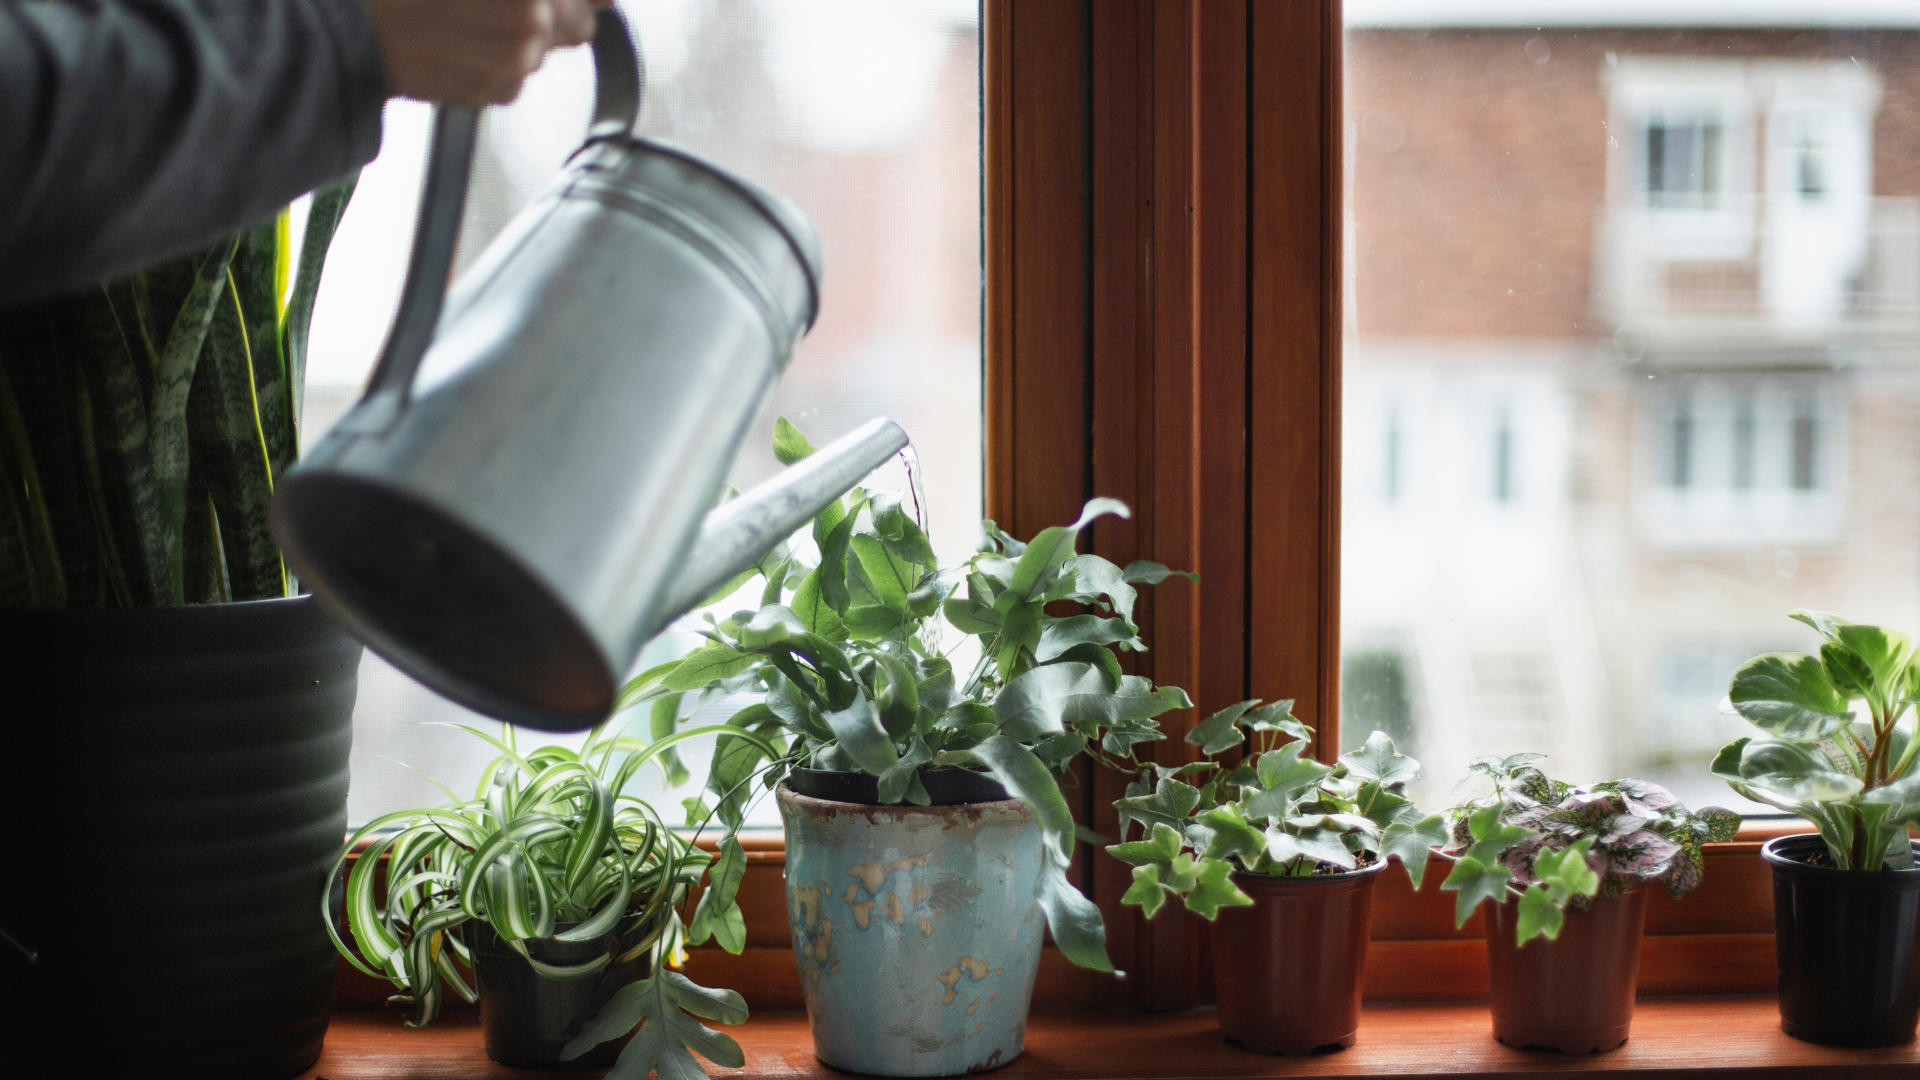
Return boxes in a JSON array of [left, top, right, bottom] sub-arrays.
[[1341, 730, 1421, 786], [232, 217, 294, 479], [1187, 699, 1260, 755], [70, 286, 173, 603], [186, 268, 283, 598], [1036, 614, 1136, 662], [0, 314, 103, 605], [282, 174, 356, 429], [149, 239, 239, 594], [564, 972, 748, 1079], [1728, 652, 1853, 740], [1183, 857, 1254, 920], [0, 361, 64, 606]]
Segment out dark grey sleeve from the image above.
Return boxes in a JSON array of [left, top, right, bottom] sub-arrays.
[[0, 0, 389, 307]]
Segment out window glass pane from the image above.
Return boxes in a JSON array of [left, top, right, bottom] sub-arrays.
[[1342, 2, 1920, 814], [305, 0, 981, 827]]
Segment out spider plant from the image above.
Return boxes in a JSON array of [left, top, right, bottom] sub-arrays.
[[324, 718, 780, 1076]]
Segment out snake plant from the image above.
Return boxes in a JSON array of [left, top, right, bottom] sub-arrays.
[[326, 719, 777, 1076], [0, 177, 355, 608]]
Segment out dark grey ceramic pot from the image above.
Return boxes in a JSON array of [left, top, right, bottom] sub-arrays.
[[0, 596, 359, 1079]]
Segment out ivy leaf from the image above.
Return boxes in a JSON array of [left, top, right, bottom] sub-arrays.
[[1514, 884, 1564, 945], [1463, 803, 1534, 864], [1533, 837, 1600, 898], [1122, 863, 1170, 919], [1728, 652, 1853, 740], [1196, 804, 1267, 865], [1108, 821, 1184, 866], [1243, 699, 1311, 740], [1183, 857, 1254, 920], [1187, 699, 1261, 755], [1243, 743, 1332, 821], [1340, 730, 1420, 787], [1440, 854, 1513, 929], [1114, 776, 1201, 835], [563, 970, 748, 1079], [772, 416, 817, 465], [1381, 813, 1450, 889]]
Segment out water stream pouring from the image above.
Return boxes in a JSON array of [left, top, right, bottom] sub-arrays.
[[272, 9, 908, 732]]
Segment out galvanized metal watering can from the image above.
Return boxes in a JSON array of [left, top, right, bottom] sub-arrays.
[[273, 9, 907, 732]]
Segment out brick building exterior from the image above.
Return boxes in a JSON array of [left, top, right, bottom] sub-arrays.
[[1341, 19, 1920, 809]]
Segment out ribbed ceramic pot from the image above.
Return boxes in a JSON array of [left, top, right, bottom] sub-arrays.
[[777, 782, 1045, 1077], [1484, 890, 1648, 1053], [0, 596, 359, 1079], [1211, 861, 1386, 1054], [1764, 835, 1920, 1047]]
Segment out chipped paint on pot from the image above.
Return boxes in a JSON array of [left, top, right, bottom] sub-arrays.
[[777, 783, 1045, 1076]]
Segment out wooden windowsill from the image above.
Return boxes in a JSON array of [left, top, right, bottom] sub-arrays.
[[303, 999, 1917, 1079]]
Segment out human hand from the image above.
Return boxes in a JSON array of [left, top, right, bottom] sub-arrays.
[[366, 0, 614, 107]]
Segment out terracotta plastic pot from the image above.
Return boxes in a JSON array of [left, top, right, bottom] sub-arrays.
[[1484, 889, 1647, 1053], [1210, 861, 1386, 1055], [467, 920, 652, 1068], [777, 782, 1044, 1076], [1764, 834, 1920, 1048]]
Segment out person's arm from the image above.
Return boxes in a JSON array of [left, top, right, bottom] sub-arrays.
[[0, 0, 601, 308]]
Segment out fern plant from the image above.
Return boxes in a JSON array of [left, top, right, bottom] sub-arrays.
[[0, 178, 355, 607]]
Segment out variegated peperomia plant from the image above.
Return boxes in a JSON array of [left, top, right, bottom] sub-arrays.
[[1439, 755, 1740, 944], [1714, 610, 1920, 871], [1106, 699, 1448, 919], [622, 418, 1198, 974]]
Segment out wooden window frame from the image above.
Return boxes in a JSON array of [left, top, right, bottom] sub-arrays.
[[336, 0, 1817, 1019]]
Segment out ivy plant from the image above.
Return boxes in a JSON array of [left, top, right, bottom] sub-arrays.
[[1714, 610, 1920, 871], [619, 418, 1198, 973], [1106, 699, 1448, 919], [1439, 755, 1739, 944], [324, 719, 770, 1080]]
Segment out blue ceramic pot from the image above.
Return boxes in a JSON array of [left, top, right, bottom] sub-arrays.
[[777, 783, 1045, 1076]]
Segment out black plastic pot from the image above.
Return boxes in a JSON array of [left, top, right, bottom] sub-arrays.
[[468, 920, 652, 1068], [1764, 834, 1920, 1047], [0, 596, 359, 1079], [786, 765, 1008, 805]]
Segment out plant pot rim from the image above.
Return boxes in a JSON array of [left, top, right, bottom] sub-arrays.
[[774, 781, 1029, 815], [0, 593, 314, 620], [1230, 857, 1389, 884], [1763, 834, 1920, 882]]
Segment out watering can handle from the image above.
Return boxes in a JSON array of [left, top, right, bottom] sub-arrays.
[[357, 7, 644, 416]]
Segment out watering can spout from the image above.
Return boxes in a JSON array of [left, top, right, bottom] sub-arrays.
[[660, 418, 910, 623]]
